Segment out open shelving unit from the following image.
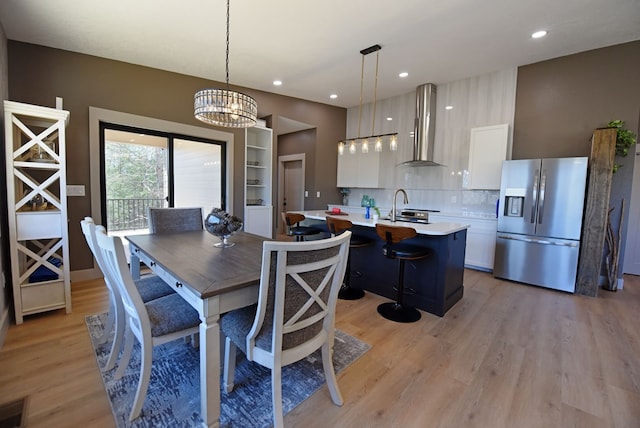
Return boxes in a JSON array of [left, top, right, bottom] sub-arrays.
[[4, 100, 71, 324], [244, 124, 273, 238]]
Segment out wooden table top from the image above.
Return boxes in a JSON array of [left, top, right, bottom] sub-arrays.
[[126, 231, 266, 299]]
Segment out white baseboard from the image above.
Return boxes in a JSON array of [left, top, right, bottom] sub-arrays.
[[598, 275, 624, 291], [71, 267, 103, 283]]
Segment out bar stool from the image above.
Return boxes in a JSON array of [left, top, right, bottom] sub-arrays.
[[326, 216, 372, 300], [375, 223, 432, 323], [282, 212, 323, 241]]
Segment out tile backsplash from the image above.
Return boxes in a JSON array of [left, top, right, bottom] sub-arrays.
[[341, 188, 499, 218]]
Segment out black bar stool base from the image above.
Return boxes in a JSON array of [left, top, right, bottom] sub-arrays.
[[338, 286, 365, 300], [377, 302, 421, 323]]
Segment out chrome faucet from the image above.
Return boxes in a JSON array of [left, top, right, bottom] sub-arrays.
[[391, 189, 408, 222]]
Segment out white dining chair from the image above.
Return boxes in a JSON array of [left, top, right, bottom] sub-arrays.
[[80, 217, 175, 371], [148, 207, 203, 234], [220, 231, 351, 428], [93, 226, 201, 421]]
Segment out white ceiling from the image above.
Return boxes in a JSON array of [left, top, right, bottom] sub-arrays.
[[1, 0, 639, 109]]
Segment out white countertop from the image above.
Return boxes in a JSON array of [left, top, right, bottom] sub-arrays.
[[327, 205, 497, 221], [300, 211, 470, 236]]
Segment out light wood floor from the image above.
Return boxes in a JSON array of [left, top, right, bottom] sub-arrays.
[[1, 270, 639, 427]]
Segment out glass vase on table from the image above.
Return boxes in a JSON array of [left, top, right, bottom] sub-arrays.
[[204, 208, 243, 248]]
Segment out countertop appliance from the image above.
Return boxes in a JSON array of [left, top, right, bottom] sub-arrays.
[[493, 157, 588, 293], [394, 208, 440, 224]]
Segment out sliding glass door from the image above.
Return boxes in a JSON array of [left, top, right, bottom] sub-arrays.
[[101, 123, 226, 235]]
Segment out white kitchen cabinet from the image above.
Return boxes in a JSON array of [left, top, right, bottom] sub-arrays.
[[466, 124, 510, 190], [430, 213, 497, 271], [4, 100, 71, 324], [336, 148, 357, 187], [336, 145, 381, 188], [244, 125, 273, 238]]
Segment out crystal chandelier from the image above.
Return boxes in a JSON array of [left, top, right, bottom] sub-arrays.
[[194, 0, 257, 128], [338, 44, 398, 155]]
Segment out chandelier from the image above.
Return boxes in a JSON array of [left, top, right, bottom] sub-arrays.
[[194, 0, 257, 128], [338, 44, 398, 155]]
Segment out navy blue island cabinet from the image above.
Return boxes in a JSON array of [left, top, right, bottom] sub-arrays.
[[301, 212, 468, 317], [348, 225, 466, 317]]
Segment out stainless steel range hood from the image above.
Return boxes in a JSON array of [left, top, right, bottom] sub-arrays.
[[401, 83, 443, 166]]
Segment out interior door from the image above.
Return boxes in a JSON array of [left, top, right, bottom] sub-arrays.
[[278, 154, 305, 234], [283, 160, 304, 212]]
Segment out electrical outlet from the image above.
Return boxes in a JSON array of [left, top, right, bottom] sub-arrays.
[[451, 195, 457, 203], [67, 185, 85, 196], [316, 191, 321, 198], [304, 191, 308, 197]]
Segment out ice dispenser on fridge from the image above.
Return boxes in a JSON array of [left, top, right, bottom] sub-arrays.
[[504, 188, 526, 217]]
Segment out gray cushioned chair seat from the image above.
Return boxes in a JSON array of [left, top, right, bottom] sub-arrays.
[[145, 294, 201, 337], [135, 275, 175, 302]]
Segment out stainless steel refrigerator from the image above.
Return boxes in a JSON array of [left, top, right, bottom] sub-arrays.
[[493, 157, 588, 292]]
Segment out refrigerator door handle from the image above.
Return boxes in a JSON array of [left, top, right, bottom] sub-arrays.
[[531, 169, 539, 223], [538, 173, 546, 224], [497, 234, 579, 247]]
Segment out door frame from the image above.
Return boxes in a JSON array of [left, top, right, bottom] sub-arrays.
[[277, 153, 305, 234]]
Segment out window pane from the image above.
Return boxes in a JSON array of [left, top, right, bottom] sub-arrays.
[[104, 131, 168, 233], [173, 138, 223, 211]]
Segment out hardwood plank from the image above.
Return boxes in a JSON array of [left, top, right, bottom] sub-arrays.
[[1, 271, 639, 427], [607, 384, 640, 428], [561, 317, 613, 421]]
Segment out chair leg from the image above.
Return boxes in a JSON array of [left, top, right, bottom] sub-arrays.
[[103, 299, 125, 371], [96, 293, 116, 345], [321, 340, 344, 406], [272, 365, 284, 428], [129, 339, 152, 421], [223, 337, 237, 393], [115, 326, 134, 380]]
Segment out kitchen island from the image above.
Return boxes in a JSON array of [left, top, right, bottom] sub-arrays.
[[298, 211, 469, 317]]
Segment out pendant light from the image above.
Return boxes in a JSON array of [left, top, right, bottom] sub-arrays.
[[194, 0, 257, 128], [338, 44, 398, 155]]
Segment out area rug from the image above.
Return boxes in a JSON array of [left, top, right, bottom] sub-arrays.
[[85, 313, 370, 427]]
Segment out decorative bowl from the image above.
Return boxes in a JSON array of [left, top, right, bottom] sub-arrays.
[[204, 208, 243, 248]]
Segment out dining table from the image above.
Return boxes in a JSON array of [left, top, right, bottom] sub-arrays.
[[126, 230, 266, 428]]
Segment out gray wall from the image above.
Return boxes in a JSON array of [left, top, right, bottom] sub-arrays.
[[513, 40, 640, 279], [7, 41, 346, 273]]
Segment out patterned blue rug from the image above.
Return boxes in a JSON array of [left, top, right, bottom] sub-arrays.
[[85, 314, 370, 427]]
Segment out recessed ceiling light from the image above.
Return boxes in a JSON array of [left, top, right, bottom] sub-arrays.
[[531, 30, 548, 39], [445, 105, 454, 110], [386, 117, 393, 121], [330, 94, 338, 99], [273, 80, 282, 86], [399, 72, 409, 78]]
